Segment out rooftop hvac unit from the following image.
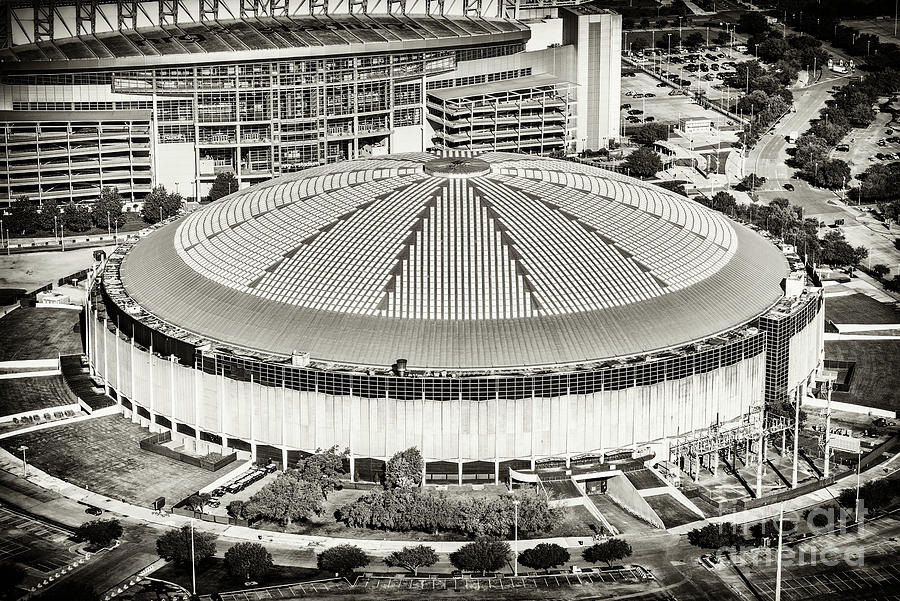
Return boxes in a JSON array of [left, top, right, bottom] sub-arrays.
[[291, 350, 310, 367]]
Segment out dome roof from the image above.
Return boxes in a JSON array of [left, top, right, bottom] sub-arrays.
[[119, 152, 788, 370]]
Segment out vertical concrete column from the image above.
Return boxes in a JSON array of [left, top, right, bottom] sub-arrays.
[[148, 345, 156, 431], [218, 358, 229, 455], [84, 292, 91, 373], [713, 450, 719, 477], [249, 374, 257, 463], [457, 388, 462, 486], [565, 385, 571, 469], [756, 410, 765, 498], [494, 387, 500, 486], [421, 385, 427, 485], [91, 309, 99, 377], [281, 380, 288, 471], [114, 323, 121, 406], [530, 380, 536, 471], [170, 355, 176, 437], [193, 354, 202, 450], [130, 338, 138, 423], [102, 318, 109, 395]]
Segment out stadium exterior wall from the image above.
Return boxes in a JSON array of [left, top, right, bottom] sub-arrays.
[[91, 306, 774, 482]]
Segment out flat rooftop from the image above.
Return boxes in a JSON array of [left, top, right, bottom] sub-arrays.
[[427, 73, 571, 101]]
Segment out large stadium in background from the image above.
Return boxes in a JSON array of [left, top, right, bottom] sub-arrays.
[[87, 152, 824, 482]]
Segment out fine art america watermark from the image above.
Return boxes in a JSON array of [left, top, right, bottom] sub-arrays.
[[712, 504, 872, 568]]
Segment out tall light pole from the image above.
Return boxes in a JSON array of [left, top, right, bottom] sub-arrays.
[[190, 518, 197, 595], [774, 503, 785, 601], [106, 211, 111, 236], [854, 450, 863, 523], [159, 206, 163, 224], [513, 499, 520, 577], [17, 445, 28, 477]]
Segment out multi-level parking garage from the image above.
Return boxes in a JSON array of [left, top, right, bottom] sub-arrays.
[[0, 0, 621, 208], [85, 152, 824, 483]]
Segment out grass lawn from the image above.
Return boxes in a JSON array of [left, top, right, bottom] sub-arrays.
[[824, 292, 900, 324], [0, 307, 82, 360], [643, 494, 700, 528], [0, 375, 80, 416], [9, 214, 148, 241], [825, 339, 900, 411], [153, 558, 328, 597], [0, 415, 245, 507]]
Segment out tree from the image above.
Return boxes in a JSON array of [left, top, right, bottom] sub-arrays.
[[75, 519, 123, 549], [813, 159, 851, 190], [156, 525, 217, 565], [624, 146, 663, 178], [295, 445, 347, 499], [93, 186, 125, 229], [227, 500, 246, 519], [631, 37, 649, 53], [734, 173, 767, 192], [207, 172, 239, 203], [244, 471, 324, 526], [8, 196, 39, 236], [317, 544, 369, 577], [224, 542, 273, 582], [449, 539, 512, 576], [0, 563, 25, 599], [821, 230, 864, 268], [686, 522, 740, 549], [38, 198, 60, 233], [684, 32, 705, 50], [630, 123, 669, 145], [384, 545, 439, 576], [62, 202, 93, 232], [709, 191, 737, 214], [582, 538, 633, 568], [141, 185, 183, 224], [187, 492, 212, 513], [385, 447, 424, 489], [873, 264, 890, 278], [737, 12, 770, 37], [517, 543, 570, 573]]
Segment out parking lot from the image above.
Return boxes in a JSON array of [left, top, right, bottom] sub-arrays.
[[621, 72, 733, 128], [202, 462, 279, 516], [355, 566, 649, 591], [627, 45, 751, 101], [753, 563, 900, 601], [0, 505, 79, 594], [833, 103, 900, 179]]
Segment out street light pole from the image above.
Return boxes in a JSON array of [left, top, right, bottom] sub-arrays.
[[854, 451, 862, 523], [191, 518, 197, 595], [513, 499, 520, 577], [774, 503, 785, 601], [17, 445, 28, 477]]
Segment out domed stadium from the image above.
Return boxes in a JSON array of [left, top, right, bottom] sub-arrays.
[[90, 152, 824, 482]]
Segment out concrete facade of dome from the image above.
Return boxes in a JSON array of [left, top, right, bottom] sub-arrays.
[[84, 151, 825, 482]]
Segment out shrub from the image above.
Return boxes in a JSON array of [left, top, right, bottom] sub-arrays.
[[450, 539, 512, 575]]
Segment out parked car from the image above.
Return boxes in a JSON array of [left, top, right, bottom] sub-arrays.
[[628, 109, 643, 115], [656, 82, 669, 87], [783, 183, 794, 191], [836, 144, 850, 151], [85, 506, 103, 516], [644, 92, 656, 97], [644, 116, 655, 122], [621, 103, 632, 109]]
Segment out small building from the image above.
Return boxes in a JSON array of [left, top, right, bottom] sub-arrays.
[[678, 118, 716, 137]]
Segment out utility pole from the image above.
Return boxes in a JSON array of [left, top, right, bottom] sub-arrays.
[[824, 379, 832, 478], [792, 383, 801, 487], [191, 518, 197, 596]]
